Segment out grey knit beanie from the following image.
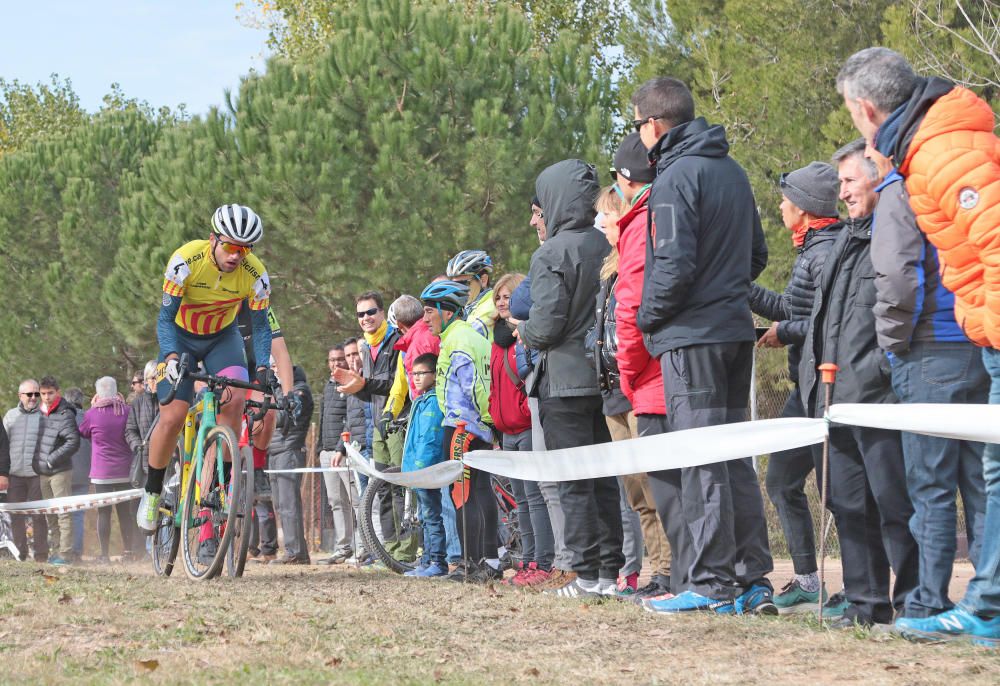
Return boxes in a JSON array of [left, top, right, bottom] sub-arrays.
[[779, 162, 840, 218]]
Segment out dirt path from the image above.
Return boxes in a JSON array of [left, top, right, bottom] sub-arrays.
[[0, 558, 995, 685]]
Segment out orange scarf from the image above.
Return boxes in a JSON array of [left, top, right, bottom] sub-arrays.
[[793, 216, 839, 248]]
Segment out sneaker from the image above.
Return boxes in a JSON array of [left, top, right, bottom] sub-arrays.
[[827, 614, 874, 630], [250, 553, 276, 564], [410, 562, 449, 578], [270, 555, 311, 565], [345, 551, 374, 566], [48, 555, 70, 566], [546, 577, 602, 599], [446, 559, 481, 582], [895, 608, 1000, 648], [616, 572, 639, 595], [820, 591, 850, 619], [733, 583, 778, 616], [520, 566, 553, 589], [503, 561, 528, 586], [635, 578, 671, 601], [254, 470, 271, 501], [643, 590, 735, 614], [404, 562, 430, 577], [197, 538, 219, 566], [136, 491, 161, 533], [317, 550, 352, 565], [530, 569, 577, 593], [774, 578, 827, 614], [599, 577, 621, 597], [467, 560, 503, 584]]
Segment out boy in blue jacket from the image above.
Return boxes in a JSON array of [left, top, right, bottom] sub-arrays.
[[402, 353, 448, 578]]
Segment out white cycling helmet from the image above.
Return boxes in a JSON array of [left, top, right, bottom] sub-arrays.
[[446, 249, 493, 278], [212, 204, 264, 245]]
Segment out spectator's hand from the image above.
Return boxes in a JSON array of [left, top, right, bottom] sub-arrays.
[[756, 322, 784, 349], [334, 368, 365, 394], [377, 412, 393, 439], [0, 475, 8, 491], [506, 316, 522, 327], [332, 451, 345, 467]]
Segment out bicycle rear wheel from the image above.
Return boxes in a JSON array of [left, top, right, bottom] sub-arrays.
[[225, 446, 254, 577], [180, 426, 242, 580], [151, 438, 183, 577], [358, 467, 421, 574]]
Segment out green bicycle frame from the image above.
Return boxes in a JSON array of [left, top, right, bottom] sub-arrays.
[[172, 391, 229, 527]]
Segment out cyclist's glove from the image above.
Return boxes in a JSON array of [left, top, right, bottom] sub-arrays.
[[255, 366, 278, 394], [164, 358, 181, 385]]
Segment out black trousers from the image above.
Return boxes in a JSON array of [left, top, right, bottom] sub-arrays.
[[765, 388, 821, 576], [442, 427, 497, 562], [94, 482, 139, 558], [7, 475, 48, 561], [651, 341, 773, 600], [538, 394, 624, 581], [827, 425, 919, 624]]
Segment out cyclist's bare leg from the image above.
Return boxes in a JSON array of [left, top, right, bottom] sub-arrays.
[[149, 400, 189, 471]]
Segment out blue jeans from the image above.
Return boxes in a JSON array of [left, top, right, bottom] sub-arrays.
[[891, 342, 989, 617], [416, 487, 446, 566], [440, 486, 462, 563], [71, 485, 88, 557], [961, 347, 1000, 618]]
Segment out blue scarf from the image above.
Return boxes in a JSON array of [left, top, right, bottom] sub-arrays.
[[874, 102, 907, 158]]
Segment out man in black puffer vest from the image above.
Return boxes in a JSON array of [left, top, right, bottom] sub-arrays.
[[750, 162, 842, 612], [35, 376, 80, 565]]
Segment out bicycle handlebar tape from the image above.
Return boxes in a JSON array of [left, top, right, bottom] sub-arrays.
[[450, 421, 472, 509], [818, 362, 839, 385]]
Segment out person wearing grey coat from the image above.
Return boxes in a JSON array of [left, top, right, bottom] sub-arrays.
[[3, 385, 49, 561], [517, 159, 623, 594]]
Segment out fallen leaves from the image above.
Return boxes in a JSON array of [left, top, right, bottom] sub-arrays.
[[325, 657, 343, 667], [135, 659, 159, 671]]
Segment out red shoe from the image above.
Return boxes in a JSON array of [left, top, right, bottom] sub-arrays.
[[502, 561, 526, 586], [513, 562, 539, 587], [617, 572, 639, 595], [522, 565, 553, 589]]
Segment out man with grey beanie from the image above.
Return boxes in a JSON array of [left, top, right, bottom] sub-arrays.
[[750, 162, 843, 612]]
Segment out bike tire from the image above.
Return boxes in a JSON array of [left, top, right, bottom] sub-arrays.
[[151, 438, 184, 577], [225, 447, 255, 578], [358, 467, 419, 574], [180, 425, 241, 580]]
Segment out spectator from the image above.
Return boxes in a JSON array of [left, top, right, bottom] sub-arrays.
[[749, 162, 843, 611], [339, 337, 376, 566], [421, 279, 499, 582], [2, 379, 48, 562], [317, 345, 356, 565], [517, 159, 624, 599], [837, 46, 1000, 645], [798, 139, 919, 628], [610, 133, 678, 600], [333, 292, 412, 563], [63, 387, 91, 561], [125, 362, 159, 493], [81, 376, 137, 563], [490, 272, 555, 588], [631, 77, 773, 614], [268, 364, 315, 564], [36, 375, 80, 565], [866, 141, 990, 621], [401, 353, 448, 578], [593, 186, 647, 598], [446, 250, 496, 339]]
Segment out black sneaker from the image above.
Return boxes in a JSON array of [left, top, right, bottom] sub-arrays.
[[467, 560, 503, 584], [446, 559, 480, 582], [635, 575, 672, 600]]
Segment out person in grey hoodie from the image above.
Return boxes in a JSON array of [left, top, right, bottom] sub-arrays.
[[517, 159, 624, 598]]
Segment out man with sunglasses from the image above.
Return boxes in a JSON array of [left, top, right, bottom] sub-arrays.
[[2, 379, 50, 561], [136, 204, 274, 534]]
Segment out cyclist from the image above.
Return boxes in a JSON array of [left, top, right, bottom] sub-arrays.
[[419, 279, 498, 583], [445, 250, 496, 340], [136, 204, 274, 533]]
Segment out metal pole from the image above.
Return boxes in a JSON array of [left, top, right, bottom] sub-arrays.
[[817, 362, 839, 627], [341, 431, 361, 571]]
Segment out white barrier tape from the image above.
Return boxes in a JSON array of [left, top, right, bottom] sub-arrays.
[[264, 467, 350, 474], [0, 488, 143, 516], [826, 403, 1000, 443], [345, 443, 464, 489], [463, 417, 829, 482]]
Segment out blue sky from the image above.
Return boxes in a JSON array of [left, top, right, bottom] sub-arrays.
[[1, 1, 271, 114]]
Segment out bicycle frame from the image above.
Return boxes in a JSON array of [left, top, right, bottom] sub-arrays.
[[171, 391, 227, 527]]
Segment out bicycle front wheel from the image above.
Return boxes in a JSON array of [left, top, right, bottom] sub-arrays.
[[358, 467, 421, 574], [225, 446, 254, 578], [180, 425, 241, 580]]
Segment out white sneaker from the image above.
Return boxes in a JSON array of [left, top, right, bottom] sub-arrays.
[[136, 491, 161, 533], [598, 578, 620, 596]]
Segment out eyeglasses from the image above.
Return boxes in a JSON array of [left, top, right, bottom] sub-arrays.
[[214, 234, 253, 255], [357, 307, 379, 319], [131, 379, 143, 385], [20, 392, 40, 398], [632, 114, 664, 132], [412, 371, 434, 377]]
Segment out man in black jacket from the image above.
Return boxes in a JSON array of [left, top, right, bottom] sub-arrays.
[[799, 139, 918, 628], [750, 162, 842, 612], [317, 344, 355, 564], [36, 376, 80, 565], [518, 158, 624, 598], [632, 77, 773, 615], [268, 365, 315, 564]]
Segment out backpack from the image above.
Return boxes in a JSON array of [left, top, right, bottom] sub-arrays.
[[489, 343, 532, 436]]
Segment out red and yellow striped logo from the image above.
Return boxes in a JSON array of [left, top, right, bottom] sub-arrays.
[[176, 298, 241, 335]]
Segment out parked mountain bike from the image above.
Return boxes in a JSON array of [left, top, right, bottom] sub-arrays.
[[150, 354, 284, 580]]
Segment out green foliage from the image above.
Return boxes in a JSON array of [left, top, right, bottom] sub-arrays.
[[107, 0, 611, 372], [0, 75, 86, 156]]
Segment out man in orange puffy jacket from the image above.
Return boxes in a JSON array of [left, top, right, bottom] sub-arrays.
[[837, 46, 1000, 648]]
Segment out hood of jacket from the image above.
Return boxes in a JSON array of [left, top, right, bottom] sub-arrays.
[[535, 159, 600, 239], [649, 117, 730, 172], [880, 77, 953, 166]]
